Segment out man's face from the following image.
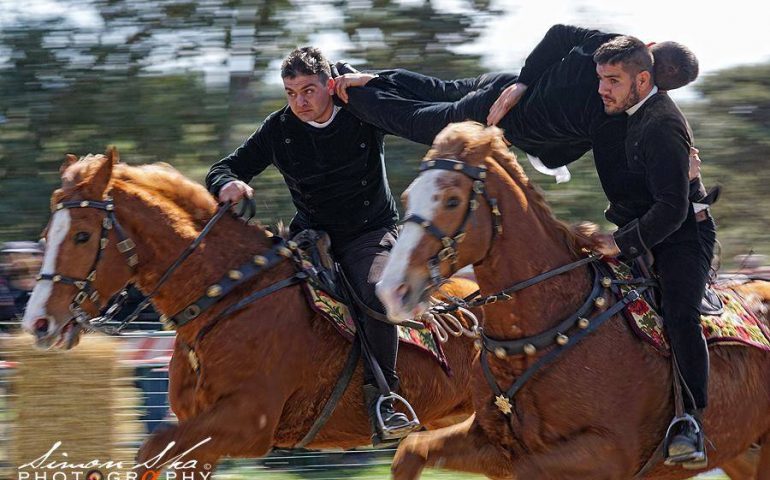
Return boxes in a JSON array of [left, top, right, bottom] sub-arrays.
[[283, 74, 334, 123], [596, 62, 642, 115]]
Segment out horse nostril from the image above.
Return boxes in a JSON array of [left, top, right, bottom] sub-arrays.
[[395, 283, 410, 302], [33, 318, 49, 339]]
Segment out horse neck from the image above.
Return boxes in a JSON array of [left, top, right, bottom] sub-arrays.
[[111, 186, 273, 322], [472, 169, 592, 340]]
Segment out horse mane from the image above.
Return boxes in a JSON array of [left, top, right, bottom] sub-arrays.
[[429, 122, 598, 255]]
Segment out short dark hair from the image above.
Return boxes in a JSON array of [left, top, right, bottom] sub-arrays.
[[280, 47, 332, 83], [651, 41, 699, 90], [593, 35, 653, 78]]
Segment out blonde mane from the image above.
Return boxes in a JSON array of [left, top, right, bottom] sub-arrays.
[[428, 122, 596, 254]]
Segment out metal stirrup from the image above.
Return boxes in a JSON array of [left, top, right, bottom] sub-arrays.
[[375, 393, 421, 440]]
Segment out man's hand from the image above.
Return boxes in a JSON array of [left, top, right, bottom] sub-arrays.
[[333, 73, 378, 104], [218, 180, 253, 204], [689, 146, 702, 181], [591, 232, 622, 257], [487, 82, 528, 126]]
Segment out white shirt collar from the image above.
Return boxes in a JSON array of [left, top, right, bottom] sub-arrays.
[[626, 85, 658, 116], [307, 105, 341, 128]]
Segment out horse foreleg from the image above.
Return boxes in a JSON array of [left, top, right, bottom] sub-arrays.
[[508, 431, 635, 480], [721, 446, 760, 479], [391, 414, 514, 480], [134, 392, 283, 476]]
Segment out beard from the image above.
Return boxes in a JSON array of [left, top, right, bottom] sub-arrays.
[[604, 82, 642, 115]]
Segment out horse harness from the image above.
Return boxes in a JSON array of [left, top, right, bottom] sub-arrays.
[[408, 157, 649, 415]]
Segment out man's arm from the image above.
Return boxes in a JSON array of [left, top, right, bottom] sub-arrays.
[[205, 118, 275, 200], [613, 119, 691, 258]]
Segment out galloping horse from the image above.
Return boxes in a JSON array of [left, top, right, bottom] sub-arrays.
[[377, 122, 770, 479], [21, 149, 482, 475]]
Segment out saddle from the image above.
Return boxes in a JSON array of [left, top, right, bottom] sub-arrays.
[[629, 255, 723, 316]]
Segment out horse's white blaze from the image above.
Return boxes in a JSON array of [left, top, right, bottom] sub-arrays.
[[22, 210, 70, 332], [377, 170, 443, 320]]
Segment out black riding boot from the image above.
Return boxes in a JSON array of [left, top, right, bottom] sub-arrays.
[[665, 409, 707, 469], [362, 384, 420, 446]]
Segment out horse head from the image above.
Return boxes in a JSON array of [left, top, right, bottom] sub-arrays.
[[23, 148, 136, 349], [377, 122, 509, 323]]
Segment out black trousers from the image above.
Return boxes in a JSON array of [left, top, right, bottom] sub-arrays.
[[652, 213, 717, 411], [345, 69, 517, 145], [332, 226, 401, 389]]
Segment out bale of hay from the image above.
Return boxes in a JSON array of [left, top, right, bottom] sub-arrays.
[[0, 333, 142, 478]]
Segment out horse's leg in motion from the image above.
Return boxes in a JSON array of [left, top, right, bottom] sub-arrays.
[[392, 415, 513, 480], [134, 391, 284, 476], [721, 446, 760, 480]]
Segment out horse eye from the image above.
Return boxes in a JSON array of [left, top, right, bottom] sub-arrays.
[[445, 197, 461, 209], [74, 232, 91, 244]]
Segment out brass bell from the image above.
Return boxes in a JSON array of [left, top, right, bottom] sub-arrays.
[[578, 317, 590, 329], [594, 297, 607, 308], [228, 270, 243, 280], [494, 347, 506, 359], [523, 343, 536, 356], [556, 334, 569, 346]]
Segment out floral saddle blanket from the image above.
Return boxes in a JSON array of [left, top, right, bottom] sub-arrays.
[[604, 258, 770, 354], [301, 282, 450, 372]]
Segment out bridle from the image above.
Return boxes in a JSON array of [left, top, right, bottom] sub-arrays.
[[38, 196, 139, 325], [401, 158, 502, 287], [38, 194, 234, 334]]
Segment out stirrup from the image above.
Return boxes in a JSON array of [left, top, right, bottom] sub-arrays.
[[375, 393, 421, 441], [663, 414, 706, 467]]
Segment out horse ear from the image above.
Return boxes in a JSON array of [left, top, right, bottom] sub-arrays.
[[105, 146, 120, 164], [82, 154, 114, 198], [61, 154, 78, 174]]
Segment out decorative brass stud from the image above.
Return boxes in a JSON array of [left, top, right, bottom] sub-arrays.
[[105, 204, 114, 211], [594, 297, 607, 308], [492, 205, 501, 216], [523, 343, 536, 356], [128, 254, 139, 267], [494, 394, 513, 415], [102, 218, 113, 229], [427, 160, 436, 167], [287, 241, 298, 251], [421, 221, 430, 228], [479, 171, 487, 179], [228, 270, 243, 280], [206, 284, 223, 297], [55, 203, 64, 210], [253, 255, 267, 266], [556, 334, 569, 346], [494, 347, 506, 359], [469, 199, 479, 211], [578, 317, 590, 329], [601, 277, 612, 288], [80, 201, 89, 207], [278, 247, 292, 258], [53, 275, 62, 283], [86, 271, 96, 281], [74, 281, 86, 290], [100, 238, 108, 249], [36, 274, 42, 281], [187, 349, 200, 371], [159, 314, 169, 324], [453, 163, 463, 171], [264, 230, 273, 238], [89, 291, 99, 302], [473, 339, 483, 351]]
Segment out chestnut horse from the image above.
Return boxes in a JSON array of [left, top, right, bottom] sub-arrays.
[[377, 122, 770, 479], [21, 149, 482, 476]]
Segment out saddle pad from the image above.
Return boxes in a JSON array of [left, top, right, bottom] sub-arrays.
[[302, 282, 451, 373], [603, 258, 770, 354]]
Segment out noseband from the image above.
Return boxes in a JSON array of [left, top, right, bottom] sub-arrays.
[[38, 196, 139, 319], [402, 158, 502, 286]]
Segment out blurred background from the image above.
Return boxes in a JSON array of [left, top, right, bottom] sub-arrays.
[[0, 0, 768, 478]]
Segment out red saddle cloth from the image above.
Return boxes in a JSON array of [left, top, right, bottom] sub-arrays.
[[604, 258, 770, 354], [302, 282, 451, 373]]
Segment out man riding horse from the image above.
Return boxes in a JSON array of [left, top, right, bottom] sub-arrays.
[[334, 25, 715, 466], [205, 47, 420, 445]]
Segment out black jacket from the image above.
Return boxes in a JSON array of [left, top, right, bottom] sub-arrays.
[[506, 24, 619, 168], [606, 93, 706, 258], [206, 106, 398, 242]]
